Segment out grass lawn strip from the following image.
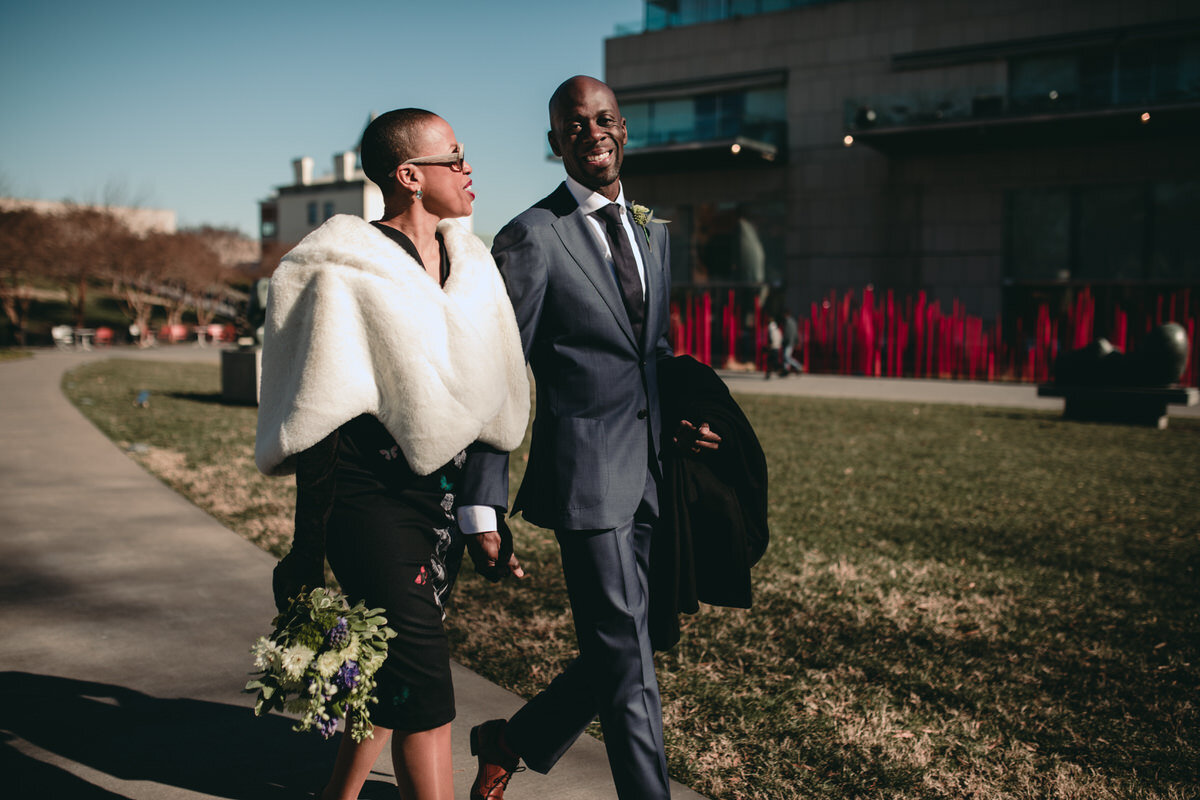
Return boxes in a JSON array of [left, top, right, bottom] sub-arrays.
[[63, 359, 1200, 800]]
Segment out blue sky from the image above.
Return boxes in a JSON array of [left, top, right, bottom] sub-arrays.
[[0, 0, 645, 238]]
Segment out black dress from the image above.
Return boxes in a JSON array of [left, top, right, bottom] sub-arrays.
[[323, 415, 466, 731], [306, 224, 465, 732]]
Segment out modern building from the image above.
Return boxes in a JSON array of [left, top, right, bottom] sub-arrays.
[[606, 0, 1200, 370]]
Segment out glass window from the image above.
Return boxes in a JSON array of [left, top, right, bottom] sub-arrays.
[[625, 86, 785, 149], [678, 0, 726, 26], [1175, 40, 1200, 101], [666, 200, 785, 285], [1007, 189, 1070, 282], [323, 201, 335, 221], [1077, 50, 1114, 108], [653, 98, 696, 144], [1076, 186, 1146, 282], [744, 87, 786, 145], [306, 201, 318, 226], [1010, 55, 1080, 112], [1117, 45, 1155, 105], [1007, 181, 1198, 284], [1150, 181, 1200, 281], [624, 102, 650, 149], [653, 203, 693, 284]]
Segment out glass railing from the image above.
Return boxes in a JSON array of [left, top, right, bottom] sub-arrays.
[[847, 39, 1200, 132], [640, 0, 844, 33], [844, 86, 1006, 131], [846, 75, 1200, 133], [626, 119, 787, 150]]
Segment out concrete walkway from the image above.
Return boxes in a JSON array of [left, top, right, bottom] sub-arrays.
[[718, 368, 1200, 418], [0, 346, 704, 800]]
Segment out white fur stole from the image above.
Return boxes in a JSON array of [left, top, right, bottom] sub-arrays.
[[254, 215, 529, 476]]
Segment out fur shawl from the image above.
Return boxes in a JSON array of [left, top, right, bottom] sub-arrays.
[[255, 214, 529, 476]]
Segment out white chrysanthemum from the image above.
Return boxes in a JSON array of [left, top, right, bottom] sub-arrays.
[[251, 637, 283, 670], [315, 651, 342, 679], [281, 645, 315, 679]]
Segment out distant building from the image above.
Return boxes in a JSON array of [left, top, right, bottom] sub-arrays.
[[606, 0, 1200, 334], [258, 150, 384, 270], [0, 197, 176, 236]]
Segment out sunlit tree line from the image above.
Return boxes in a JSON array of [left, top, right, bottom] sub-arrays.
[[0, 205, 251, 346]]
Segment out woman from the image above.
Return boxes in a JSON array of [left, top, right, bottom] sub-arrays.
[[255, 109, 529, 800]]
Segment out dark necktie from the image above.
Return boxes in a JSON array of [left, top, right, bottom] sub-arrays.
[[594, 203, 645, 342]]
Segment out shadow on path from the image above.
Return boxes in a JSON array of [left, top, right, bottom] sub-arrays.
[[2, 671, 398, 798]]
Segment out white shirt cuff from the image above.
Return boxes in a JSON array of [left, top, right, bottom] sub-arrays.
[[457, 504, 499, 535]]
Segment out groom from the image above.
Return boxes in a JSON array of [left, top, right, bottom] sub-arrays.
[[458, 75, 718, 800]]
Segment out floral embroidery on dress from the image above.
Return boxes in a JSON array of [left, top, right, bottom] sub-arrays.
[[427, 449, 466, 615]]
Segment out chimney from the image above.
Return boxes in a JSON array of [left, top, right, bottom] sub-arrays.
[[292, 156, 314, 186], [335, 151, 356, 182]]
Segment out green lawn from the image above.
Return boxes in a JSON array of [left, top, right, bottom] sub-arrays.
[[63, 359, 1200, 800]]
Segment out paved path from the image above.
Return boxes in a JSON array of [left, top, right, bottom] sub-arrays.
[[718, 368, 1200, 418], [0, 346, 703, 800]]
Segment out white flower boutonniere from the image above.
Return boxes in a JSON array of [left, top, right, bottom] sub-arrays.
[[630, 203, 669, 243]]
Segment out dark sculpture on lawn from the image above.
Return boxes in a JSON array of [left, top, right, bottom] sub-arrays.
[[1053, 322, 1190, 387]]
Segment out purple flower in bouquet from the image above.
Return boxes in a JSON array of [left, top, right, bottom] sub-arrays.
[[319, 715, 339, 739], [325, 616, 350, 649], [246, 587, 396, 743], [336, 660, 361, 690]]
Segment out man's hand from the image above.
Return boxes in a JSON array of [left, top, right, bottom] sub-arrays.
[[674, 419, 721, 455], [465, 529, 527, 581]]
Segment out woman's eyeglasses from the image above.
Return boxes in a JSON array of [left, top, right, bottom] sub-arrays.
[[401, 144, 466, 172]]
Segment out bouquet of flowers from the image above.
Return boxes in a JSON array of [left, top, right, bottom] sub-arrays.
[[245, 587, 395, 741]]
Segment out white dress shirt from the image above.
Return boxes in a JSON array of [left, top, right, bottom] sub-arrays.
[[457, 177, 646, 536]]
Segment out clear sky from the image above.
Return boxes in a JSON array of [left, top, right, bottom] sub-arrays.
[[0, 0, 645, 239]]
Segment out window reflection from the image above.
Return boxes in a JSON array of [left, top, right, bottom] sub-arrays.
[[1006, 180, 1199, 284], [623, 87, 786, 150], [654, 200, 785, 287]]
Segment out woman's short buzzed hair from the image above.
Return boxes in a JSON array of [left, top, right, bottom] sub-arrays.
[[359, 108, 439, 190]]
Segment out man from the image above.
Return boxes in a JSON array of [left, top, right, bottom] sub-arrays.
[[781, 308, 803, 376], [457, 76, 718, 800]]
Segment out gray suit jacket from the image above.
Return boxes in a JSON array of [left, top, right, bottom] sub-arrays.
[[461, 182, 672, 531]]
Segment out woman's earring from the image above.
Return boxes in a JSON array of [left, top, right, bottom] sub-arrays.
[[415, 188, 424, 200]]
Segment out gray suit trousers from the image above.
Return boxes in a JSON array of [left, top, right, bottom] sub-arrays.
[[505, 480, 670, 800]]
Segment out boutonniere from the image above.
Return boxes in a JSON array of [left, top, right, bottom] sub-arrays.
[[630, 203, 669, 243]]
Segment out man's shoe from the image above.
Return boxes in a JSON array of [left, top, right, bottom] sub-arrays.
[[470, 718, 523, 800]]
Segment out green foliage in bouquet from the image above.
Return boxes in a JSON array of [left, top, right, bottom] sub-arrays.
[[245, 587, 396, 742]]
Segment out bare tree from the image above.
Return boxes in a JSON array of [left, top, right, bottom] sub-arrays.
[[48, 205, 129, 328], [106, 230, 169, 347], [0, 209, 53, 346], [166, 231, 227, 341]]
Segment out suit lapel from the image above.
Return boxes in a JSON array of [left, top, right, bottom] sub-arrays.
[[628, 204, 664, 355], [550, 187, 638, 348]]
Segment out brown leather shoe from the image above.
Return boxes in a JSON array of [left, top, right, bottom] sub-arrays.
[[469, 718, 524, 800]]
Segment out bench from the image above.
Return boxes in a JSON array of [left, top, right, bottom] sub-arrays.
[[1036, 384, 1199, 429]]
